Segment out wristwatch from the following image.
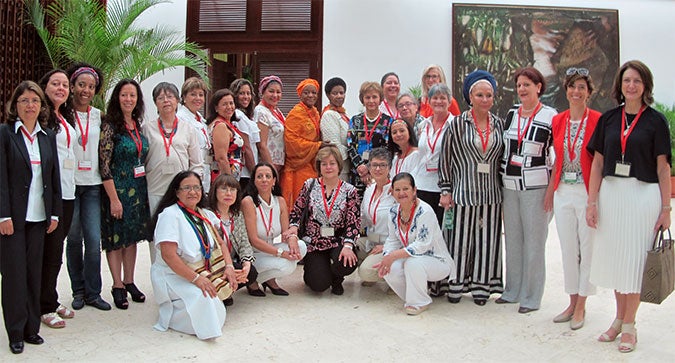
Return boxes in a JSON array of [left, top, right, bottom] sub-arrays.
[[441, 190, 450, 196], [276, 247, 284, 257]]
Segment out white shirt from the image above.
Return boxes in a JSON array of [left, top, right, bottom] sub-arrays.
[[253, 195, 282, 247], [254, 104, 285, 165], [73, 107, 103, 185], [360, 182, 394, 250], [55, 120, 77, 200], [177, 105, 211, 190], [415, 116, 451, 192], [390, 149, 423, 179], [234, 109, 260, 178], [17, 122, 47, 221]]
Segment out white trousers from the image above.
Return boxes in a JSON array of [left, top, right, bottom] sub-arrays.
[[358, 253, 384, 282], [553, 183, 596, 296], [253, 240, 307, 283], [384, 256, 451, 308], [148, 193, 163, 263]]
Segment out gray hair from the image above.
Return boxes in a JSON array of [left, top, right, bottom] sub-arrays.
[[396, 93, 419, 107], [368, 147, 392, 166], [152, 82, 180, 103], [428, 83, 451, 100]]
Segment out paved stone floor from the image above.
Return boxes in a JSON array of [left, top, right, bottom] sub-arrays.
[[1, 217, 674, 362]]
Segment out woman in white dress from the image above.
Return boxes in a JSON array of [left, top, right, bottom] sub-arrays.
[[375, 173, 454, 315], [151, 171, 238, 340], [241, 162, 307, 296]]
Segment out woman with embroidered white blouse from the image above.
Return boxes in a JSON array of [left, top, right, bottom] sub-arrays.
[[177, 77, 211, 191], [254, 75, 285, 174]]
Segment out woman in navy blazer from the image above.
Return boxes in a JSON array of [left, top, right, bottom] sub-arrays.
[[0, 81, 62, 354]]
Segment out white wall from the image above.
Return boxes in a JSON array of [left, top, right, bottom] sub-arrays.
[[324, 0, 675, 113], [133, 0, 675, 118]]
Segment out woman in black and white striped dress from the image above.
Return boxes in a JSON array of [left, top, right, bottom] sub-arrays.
[[438, 70, 505, 305]]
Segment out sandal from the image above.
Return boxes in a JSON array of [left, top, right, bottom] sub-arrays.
[[111, 287, 129, 310], [619, 323, 637, 353], [56, 304, 75, 319], [41, 312, 66, 329], [405, 304, 429, 315], [598, 318, 622, 342], [124, 283, 146, 303]]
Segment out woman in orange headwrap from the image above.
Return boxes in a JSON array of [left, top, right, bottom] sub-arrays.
[[281, 79, 327, 209]]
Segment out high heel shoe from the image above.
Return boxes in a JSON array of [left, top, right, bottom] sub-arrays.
[[247, 285, 266, 297], [618, 323, 637, 353], [124, 283, 145, 303], [598, 318, 623, 342], [111, 288, 129, 310], [262, 282, 289, 296]]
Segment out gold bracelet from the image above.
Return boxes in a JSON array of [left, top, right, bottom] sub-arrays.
[[663, 205, 672, 211]]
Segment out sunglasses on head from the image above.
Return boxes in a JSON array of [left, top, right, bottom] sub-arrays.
[[566, 67, 589, 76]]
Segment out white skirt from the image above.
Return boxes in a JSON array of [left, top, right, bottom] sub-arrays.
[[589, 177, 661, 293]]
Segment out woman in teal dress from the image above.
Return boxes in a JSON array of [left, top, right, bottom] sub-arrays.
[[99, 79, 151, 309]]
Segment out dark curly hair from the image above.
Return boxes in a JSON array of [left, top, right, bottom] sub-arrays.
[[105, 79, 145, 135], [38, 69, 75, 132]]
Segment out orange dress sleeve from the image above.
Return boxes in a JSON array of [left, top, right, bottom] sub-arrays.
[[284, 103, 322, 169]]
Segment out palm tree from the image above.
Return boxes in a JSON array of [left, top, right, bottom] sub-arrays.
[[25, 0, 209, 109]]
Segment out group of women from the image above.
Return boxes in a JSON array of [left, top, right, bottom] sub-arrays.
[[0, 60, 669, 353]]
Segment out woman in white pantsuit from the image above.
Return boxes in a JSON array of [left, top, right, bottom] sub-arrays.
[[375, 173, 454, 315], [585, 60, 671, 353], [544, 68, 601, 330]]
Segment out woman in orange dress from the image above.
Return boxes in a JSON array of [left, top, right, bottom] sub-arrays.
[[281, 79, 326, 209]]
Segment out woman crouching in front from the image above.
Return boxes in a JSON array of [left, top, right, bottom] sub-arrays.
[[375, 173, 455, 315], [150, 171, 238, 340]]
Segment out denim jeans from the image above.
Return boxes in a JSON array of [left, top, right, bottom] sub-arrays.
[[66, 185, 103, 301]]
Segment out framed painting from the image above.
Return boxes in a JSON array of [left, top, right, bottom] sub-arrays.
[[452, 3, 619, 117]]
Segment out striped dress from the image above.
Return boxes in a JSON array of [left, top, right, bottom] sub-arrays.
[[434, 110, 505, 300]]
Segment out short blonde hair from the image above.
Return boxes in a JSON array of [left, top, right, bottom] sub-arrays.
[[315, 145, 343, 175], [180, 77, 208, 104], [358, 81, 383, 104]]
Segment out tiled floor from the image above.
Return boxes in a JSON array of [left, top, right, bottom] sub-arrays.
[[1, 218, 674, 361]]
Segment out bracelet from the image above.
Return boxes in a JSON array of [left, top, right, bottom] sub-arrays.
[[225, 264, 235, 269], [288, 234, 298, 240], [663, 205, 672, 211], [343, 244, 353, 250], [191, 274, 200, 283]]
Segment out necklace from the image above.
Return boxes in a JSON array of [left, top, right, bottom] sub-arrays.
[[520, 104, 537, 113]]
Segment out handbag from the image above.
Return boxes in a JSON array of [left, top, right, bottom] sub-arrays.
[[297, 178, 316, 239], [187, 209, 234, 301], [640, 229, 675, 304]]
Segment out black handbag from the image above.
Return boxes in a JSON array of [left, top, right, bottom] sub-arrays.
[[297, 178, 316, 239]]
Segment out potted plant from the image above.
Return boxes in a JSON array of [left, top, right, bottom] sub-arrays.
[[654, 102, 675, 196]]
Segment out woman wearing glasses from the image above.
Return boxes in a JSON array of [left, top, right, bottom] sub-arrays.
[[395, 94, 424, 138], [586, 61, 671, 353], [418, 64, 461, 118], [544, 68, 600, 329]]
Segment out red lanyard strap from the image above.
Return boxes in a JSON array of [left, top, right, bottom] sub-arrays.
[[125, 122, 143, 161], [20, 127, 36, 144], [516, 103, 542, 150], [215, 210, 234, 253], [258, 203, 274, 238], [426, 122, 444, 154], [471, 109, 491, 153], [620, 106, 646, 157], [75, 106, 91, 151], [158, 117, 178, 157], [566, 108, 588, 161], [383, 99, 399, 120], [320, 178, 342, 221], [177, 201, 212, 265], [58, 115, 71, 148], [363, 113, 382, 144], [397, 200, 418, 247], [368, 187, 384, 225]]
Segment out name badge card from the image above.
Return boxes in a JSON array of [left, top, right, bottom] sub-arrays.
[[161, 163, 175, 175], [521, 141, 542, 156], [134, 165, 146, 178], [362, 151, 370, 160], [563, 172, 578, 183], [63, 159, 76, 170], [477, 162, 490, 174], [509, 154, 524, 167], [78, 160, 92, 171], [615, 161, 631, 177], [321, 226, 335, 237]]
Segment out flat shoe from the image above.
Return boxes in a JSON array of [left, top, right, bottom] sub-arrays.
[[553, 311, 573, 323], [85, 297, 112, 311], [570, 318, 585, 330], [447, 296, 461, 304], [518, 307, 538, 314], [72, 295, 85, 310], [495, 297, 514, 304], [56, 304, 75, 319], [9, 341, 24, 354], [24, 334, 44, 345], [223, 297, 234, 306], [41, 312, 66, 329], [331, 284, 344, 296], [473, 299, 487, 306], [405, 304, 429, 315]]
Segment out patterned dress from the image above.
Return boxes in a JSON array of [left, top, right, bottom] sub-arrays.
[[99, 121, 151, 251], [346, 112, 392, 193]]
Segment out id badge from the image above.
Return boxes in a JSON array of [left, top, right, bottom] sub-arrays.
[[161, 163, 175, 175], [615, 162, 631, 176], [63, 158, 76, 170], [425, 158, 438, 172], [362, 150, 370, 160], [321, 226, 335, 237], [509, 154, 524, 167], [477, 162, 490, 174], [77, 160, 92, 171], [521, 141, 542, 156], [563, 172, 578, 183], [134, 165, 146, 178]]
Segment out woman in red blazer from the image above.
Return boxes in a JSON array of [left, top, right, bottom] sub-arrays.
[[544, 68, 600, 331], [0, 81, 62, 354]]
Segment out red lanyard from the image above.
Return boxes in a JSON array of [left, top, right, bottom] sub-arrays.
[[383, 99, 399, 120], [20, 126, 36, 144], [158, 117, 178, 157], [566, 108, 588, 161], [397, 200, 418, 247], [426, 122, 444, 154], [176, 201, 212, 261], [368, 185, 387, 225], [363, 113, 382, 144], [620, 106, 646, 158], [257, 203, 274, 238], [75, 106, 91, 151], [395, 148, 412, 174], [262, 101, 285, 126], [125, 122, 143, 161], [215, 116, 244, 139], [215, 210, 234, 253], [300, 103, 321, 138], [471, 109, 491, 153], [58, 115, 71, 148], [320, 178, 342, 221], [516, 103, 542, 150]]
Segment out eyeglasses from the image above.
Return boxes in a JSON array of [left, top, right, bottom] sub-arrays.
[[157, 94, 176, 102], [566, 67, 589, 76], [424, 74, 440, 80], [397, 102, 415, 110], [369, 162, 389, 170], [17, 98, 41, 106], [217, 186, 238, 193], [178, 185, 202, 192]]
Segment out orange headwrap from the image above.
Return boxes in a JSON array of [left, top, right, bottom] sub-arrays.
[[296, 78, 320, 97]]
